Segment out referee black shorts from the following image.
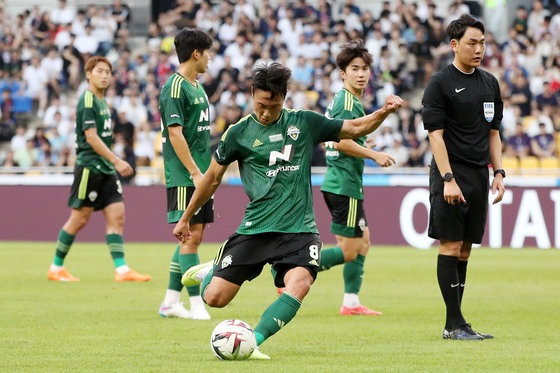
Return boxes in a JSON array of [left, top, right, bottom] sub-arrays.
[[211, 232, 322, 287], [428, 159, 489, 244]]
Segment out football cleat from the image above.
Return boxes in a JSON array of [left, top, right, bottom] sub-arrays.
[[114, 269, 151, 282], [442, 324, 483, 340], [181, 260, 213, 287], [249, 347, 271, 360], [277, 287, 285, 296], [190, 302, 211, 320], [158, 303, 192, 319], [467, 323, 494, 339], [339, 304, 383, 315], [47, 268, 80, 282]]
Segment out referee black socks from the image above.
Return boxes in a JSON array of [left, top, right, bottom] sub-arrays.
[[437, 254, 466, 330]]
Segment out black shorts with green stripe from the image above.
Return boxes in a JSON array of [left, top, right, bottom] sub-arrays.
[[322, 191, 367, 238], [212, 232, 322, 287], [68, 165, 123, 211], [166, 186, 214, 224]]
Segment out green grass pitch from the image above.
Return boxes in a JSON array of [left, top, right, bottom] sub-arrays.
[[1, 242, 559, 372]]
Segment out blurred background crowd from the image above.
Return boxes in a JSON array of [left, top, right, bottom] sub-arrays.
[[1, 0, 560, 183]]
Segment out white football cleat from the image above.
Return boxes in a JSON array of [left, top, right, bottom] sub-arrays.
[[190, 302, 211, 320], [158, 303, 192, 319]]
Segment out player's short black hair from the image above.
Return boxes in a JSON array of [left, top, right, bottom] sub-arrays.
[[336, 39, 373, 72], [447, 13, 485, 41], [174, 28, 212, 63], [252, 62, 291, 99]]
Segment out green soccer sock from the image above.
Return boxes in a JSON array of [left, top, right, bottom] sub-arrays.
[[168, 245, 182, 292], [180, 253, 200, 296], [106, 234, 126, 268], [254, 292, 302, 346], [200, 266, 214, 303], [53, 229, 75, 266], [318, 247, 345, 271], [343, 254, 366, 294]]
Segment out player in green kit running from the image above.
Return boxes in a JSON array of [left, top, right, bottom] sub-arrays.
[[175, 62, 403, 359], [47, 56, 151, 282], [157, 28, 213, 320], [319, 40, 395, 315]]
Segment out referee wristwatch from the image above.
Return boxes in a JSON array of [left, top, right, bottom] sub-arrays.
[[442, 172, 454, 182], [494, 169, 506, 178]]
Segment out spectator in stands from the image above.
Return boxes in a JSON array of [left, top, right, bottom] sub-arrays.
[[41, 47, 64, 97], [110, 0, 131, 33], [21, 56, 48, 117], [0, 88, 15, 141], [75, 24, 100, 59], [134, 121, 156, 167], [512, 6, 529, 36], [51, 0, 76, 26], [505, 122, 532, 158], [385, 132, 409, 167], [13, 138, 37, 167], [403, 130, 427, 167], [536, 81, 558, 110], [510, 73, 532, 117], [531, 122, 555, 158]]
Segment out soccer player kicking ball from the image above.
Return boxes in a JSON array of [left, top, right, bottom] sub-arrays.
[[157, 28, 213, 320], [319, 40, 395, 316], [422, 14, 505, 340], [47, 56, 150, 283], [174, 63, 403, 359]]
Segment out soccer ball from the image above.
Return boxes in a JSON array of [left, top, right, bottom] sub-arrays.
[[210, 319, 257, 360]]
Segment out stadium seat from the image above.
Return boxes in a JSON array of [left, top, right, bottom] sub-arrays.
[[539, 157, 559, 169], [501, 156, 519, 174], [13, 96, 32, 113], [519, 156, 539, 170]]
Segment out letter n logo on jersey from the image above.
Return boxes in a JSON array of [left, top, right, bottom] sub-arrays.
[[483, 102, 494, 122], [269, 144, 294, 165], [199, 108, 209, 122]]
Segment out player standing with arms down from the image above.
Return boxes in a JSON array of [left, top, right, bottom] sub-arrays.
[[176, 63, 403, 358], [47, 56, 151, 282], [157, 28, 213, 320], [318, 40, 394, 315], [422, 14, 505, 340]]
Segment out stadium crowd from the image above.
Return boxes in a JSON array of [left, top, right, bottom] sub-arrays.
[[1, 0, 560, 181]]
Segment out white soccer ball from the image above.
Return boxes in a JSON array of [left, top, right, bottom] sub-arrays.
[[210, 319, 257, 360]]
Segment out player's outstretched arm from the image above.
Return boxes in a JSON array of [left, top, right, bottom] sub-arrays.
[[173, 158, 228, 242], [334, 139, 395, 167], [84, 127, 133, 176], [339, 94, 403, 140]]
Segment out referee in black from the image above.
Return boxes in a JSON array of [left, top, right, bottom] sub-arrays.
[[422, 14, 505, 340]]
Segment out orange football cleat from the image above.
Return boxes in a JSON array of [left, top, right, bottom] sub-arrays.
[[47, 268, 80, 282], [114, 268, 151, 282]]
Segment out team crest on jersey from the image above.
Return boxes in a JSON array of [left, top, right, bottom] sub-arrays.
[[358, 218, 366, 231], [88, 191, 98, 202], [287, 125, 300, 141], [221, 254, 233, 269], [483, 102, 494, 122]]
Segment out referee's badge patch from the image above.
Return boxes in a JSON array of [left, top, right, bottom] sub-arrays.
[[483, 102, 494, 122]]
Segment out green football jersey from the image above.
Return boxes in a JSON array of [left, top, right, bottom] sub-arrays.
[[321, 88, 366, 200], [159, 73, 211, 188], [215, 109, 344, 235], [75, 90, 114, 174]]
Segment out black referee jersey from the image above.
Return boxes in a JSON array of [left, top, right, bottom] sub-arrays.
[[422, 63, 503, 167]]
